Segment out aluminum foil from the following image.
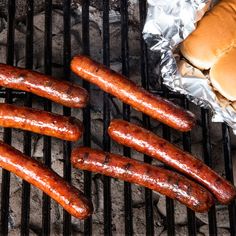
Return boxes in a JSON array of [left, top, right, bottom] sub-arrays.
[[143, 0, 236, 133]]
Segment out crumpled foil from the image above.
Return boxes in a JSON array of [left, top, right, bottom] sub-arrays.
[[143, 0, 236, 133]]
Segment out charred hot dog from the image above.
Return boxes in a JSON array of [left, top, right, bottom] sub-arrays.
[[0, 103, 83, 141], [0, 64, 88, 108], [108, 119, 236, 204], [71, 147, 214, 212], [71, 55, 195, 132], [0, 141, 93, 219]]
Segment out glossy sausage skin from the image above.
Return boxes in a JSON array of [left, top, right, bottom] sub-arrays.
[[0, 103, 83, 141], [108, 119, 236, 204], [71, 55, 196, 132], [0, 64, 89, 108], [0, 141, 93, 219], [71, 147, 214, 212]]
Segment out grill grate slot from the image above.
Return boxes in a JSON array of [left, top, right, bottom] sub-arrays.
[[42, 0, 52, 234], [20, 0, 34, 235], [182, 98, 197, 236], [120, 1, 133, 235], [222, 124, 236, 235], [62, 0, 72, 235], [183, 100, 197, 236], [102, 1, 112, 235], [0, 1, 236, 235], [201, 109, 218, 235], [139, 1, 154, 235]]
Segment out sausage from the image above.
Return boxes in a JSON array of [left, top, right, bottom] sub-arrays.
[[71, 147, 214, 212], [70, 55, 196, 132], [0, 141, 93, 219], [108, 119, 236, 204], [0, 64, 89, 108], [0, 103, 83, 141]]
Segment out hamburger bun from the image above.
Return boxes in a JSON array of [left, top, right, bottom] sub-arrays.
[[210, 47, 236, 101], [180, 0, 236, 70]]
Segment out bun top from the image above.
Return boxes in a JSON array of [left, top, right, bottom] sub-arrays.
[[180, 0, 236, 70], [210, 47, 236, 101], [180, 0, 236, 101]]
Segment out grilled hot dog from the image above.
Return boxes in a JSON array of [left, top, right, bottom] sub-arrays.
[[0, 141, 93, 219], [0, 103, 83, 141], [0, 64, 88, 108], [71, 147, 214, 212], [108, 119, 236, 204], [71, 55, 196, 132]]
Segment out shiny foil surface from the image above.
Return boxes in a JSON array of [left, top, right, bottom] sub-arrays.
[[143, 0, 236, 133]]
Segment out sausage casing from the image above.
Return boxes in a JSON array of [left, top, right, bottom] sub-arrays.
[[108, 119, 236, 204], [71, 147, 214, 212], [0, 103, 83, 141], [71, 55, 196, 132], [0, 141, 93, 219], [0, 64, 89, 108]]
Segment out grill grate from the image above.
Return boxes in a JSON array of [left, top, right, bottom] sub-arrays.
[[0, 0, 236, 235]]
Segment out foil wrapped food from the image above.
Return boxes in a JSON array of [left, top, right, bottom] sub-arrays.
[[143, 0, 236, 132]]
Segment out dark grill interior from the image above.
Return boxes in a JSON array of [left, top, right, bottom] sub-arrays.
[[0, 0, 236, 235]]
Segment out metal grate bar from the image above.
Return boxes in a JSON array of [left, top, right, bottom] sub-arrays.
[[42, 0, 52, 234], [161, 73, 175, 235], [0, 0, 15, 234], [182, 99, 197, 236], [0, 91, 26, 98], [81, 1, 92, 235], [63, 1, 72, 235], [120, 1, 133, 235], [102, 0, 112, 235], [82, 0, 92, 235], [222, 124, 236, 236], [0, 88, 183, 98], [20, 0, 34, 235], [201, 109, 217, 235], [164, 133, 175, 236], [139, 1, 154, 235]]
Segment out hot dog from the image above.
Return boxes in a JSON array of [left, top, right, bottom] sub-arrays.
[[71, 55, 196, 132], [71, 147, 214, 212], [0, 103, 83, 141], [0, 141, 93, 219], [0, 64, 89, 108], [108, 119, 236, 204]]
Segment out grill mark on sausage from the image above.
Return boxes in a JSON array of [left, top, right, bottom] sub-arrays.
[[0, 142, 93, 219], [108, 119, 236, 204], [71, 147, 214, 212], [0, 103, 83, 141], [103, 153, 110, 165], [83, 152, 90, 162], [124, 163, 132, 171], [71, 55, 196, 132], [0, 63, 89, 108], [187, 186, 192, 196]]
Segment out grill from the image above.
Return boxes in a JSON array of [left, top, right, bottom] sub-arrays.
[[0, 0, 236, 235]]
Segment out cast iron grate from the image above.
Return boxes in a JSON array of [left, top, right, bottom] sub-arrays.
[[0, 0, 236, 235]]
